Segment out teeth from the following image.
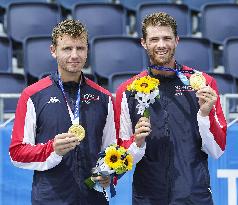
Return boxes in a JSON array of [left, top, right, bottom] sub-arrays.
[[156, 51, 167, 55]]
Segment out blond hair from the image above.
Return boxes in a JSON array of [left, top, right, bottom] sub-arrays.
[[52, 19, 88, 46], [142, 12, 177, 39]]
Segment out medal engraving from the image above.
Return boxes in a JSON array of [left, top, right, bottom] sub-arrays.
[[68, 124, 85, 141], [189, 73, 206, 90]]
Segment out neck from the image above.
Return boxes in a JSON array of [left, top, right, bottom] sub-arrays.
[[150, 60, 176, 76], [58, 69, 81, 83]]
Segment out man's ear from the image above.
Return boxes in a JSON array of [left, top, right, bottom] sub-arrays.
[[175, 36, 179, 48], [141, 38, 147, 50], [50, 45, 56, 59]]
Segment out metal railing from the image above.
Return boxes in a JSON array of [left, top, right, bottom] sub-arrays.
[[220, 93, 238, 127], [0, 93, 20, 124]]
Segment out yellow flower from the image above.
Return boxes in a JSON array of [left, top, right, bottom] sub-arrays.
[[150, 77, 160, 86], [127, 76, 160, 94], [117, 146, 127, 155], [123, 154, 133, 171], [104, 147, 122, 170]]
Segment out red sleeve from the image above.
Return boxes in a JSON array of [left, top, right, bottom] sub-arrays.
[[115, 71, 148, 149], [206, 75, 227, 151], [9, 77, 61, 171]]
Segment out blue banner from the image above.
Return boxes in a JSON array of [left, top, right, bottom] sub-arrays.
[[1, 123, 237, 205]]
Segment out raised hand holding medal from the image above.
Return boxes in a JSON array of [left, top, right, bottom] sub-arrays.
[[190, 71, 218, 117]]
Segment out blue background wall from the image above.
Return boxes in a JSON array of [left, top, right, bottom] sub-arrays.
[[1, 123, 237, 205]]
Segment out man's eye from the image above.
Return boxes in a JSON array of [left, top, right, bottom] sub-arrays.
[[77, 47, 86, 50]]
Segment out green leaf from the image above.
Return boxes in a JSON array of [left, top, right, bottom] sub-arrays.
[[84, 177, 95, 189], [143, 109, 150, 118]]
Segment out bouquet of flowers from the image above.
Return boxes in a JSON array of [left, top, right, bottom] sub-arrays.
[[127, 76, 160, 117], [84, 144, 133, 200]]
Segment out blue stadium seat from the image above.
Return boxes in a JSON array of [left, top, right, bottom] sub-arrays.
[[182, 0, 235, 12], [136, 2, 191, 37], [201, 3, 238, 44], [119, 0, 171, 11], [108, 71, 139, 92], [72, 3, 126, 41], [7, 2, 61, 43], [91, 36, 146, 80], [0, 0, 47, 8], [23, 36, 58, 84], [0, 6, 4, 23], [56, 0, 111, 10], [223, 37, 238, 79], [0, 72, 26, 113], [206, 72, 236, 94], [0, 36, 12, 72], [175, 37, 214, 72], [207, 72, 237, 113]]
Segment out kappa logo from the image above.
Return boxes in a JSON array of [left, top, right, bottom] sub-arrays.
[[47, 97, 61, 104]]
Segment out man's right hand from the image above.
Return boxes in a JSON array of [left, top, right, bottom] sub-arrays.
[[53, 133, 80, 156], [91, 175, 111, 188], [134, 117, 151, 147]]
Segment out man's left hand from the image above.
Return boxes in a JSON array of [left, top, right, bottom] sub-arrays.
[[196, 85, 217, 117], [91, 175, 111, 188]]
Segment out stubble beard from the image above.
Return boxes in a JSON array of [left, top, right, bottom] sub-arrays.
[[58, 60, 84, 74], [149, 47, 175, 66]]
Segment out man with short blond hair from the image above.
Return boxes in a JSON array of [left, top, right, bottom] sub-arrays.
[[10, 19, 116, 205]]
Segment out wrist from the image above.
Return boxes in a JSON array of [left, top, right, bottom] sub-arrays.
[[200, 111, 209, 117], [135, 141, 144, 148]]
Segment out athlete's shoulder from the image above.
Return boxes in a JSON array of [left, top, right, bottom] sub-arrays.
[[23, 76, 53, 97], [85, 77, 112, 98]]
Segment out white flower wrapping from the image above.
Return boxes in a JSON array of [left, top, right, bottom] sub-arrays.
[[135, 89, 160, 115], [92, 157, 114, 201]]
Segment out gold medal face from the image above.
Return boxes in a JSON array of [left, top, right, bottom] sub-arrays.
[[68, 124, 85, 141], [189, 73, 206, 90]]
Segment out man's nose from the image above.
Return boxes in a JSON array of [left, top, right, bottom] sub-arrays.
[[71, 48, 79, 58], [156, 39, 166, 47]]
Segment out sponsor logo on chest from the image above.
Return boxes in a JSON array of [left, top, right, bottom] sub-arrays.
[[175, 85, 194, 96], [81, 93, 100, 104], [47, 96, 61, 103]]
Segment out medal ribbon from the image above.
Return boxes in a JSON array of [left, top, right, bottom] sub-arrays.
[[58, 74, 80, 125], [148, 65, 191, 86]]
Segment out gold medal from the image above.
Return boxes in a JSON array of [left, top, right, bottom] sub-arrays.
[[189, 73, 206, 90], [68, 124, 85, 141]]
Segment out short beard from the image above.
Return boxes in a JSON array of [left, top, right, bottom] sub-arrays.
[[149, 47, 175, 66]]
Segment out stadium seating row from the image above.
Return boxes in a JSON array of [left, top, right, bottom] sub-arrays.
[[0, 2, 238, 74], [0, 2, 238, 43], [1, 35, 238, 81], [0, 0, 237, 12], [0, 1, 238, 114], [0, 2, 237, 73]]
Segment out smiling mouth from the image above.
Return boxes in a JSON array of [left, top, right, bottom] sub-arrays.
[[156, 51, 167, 55], [68, 62, 80, 64]]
